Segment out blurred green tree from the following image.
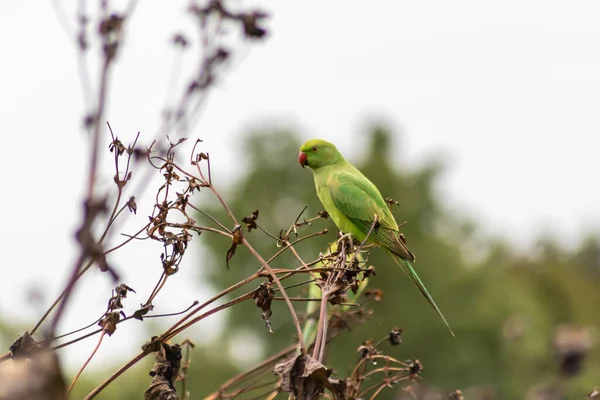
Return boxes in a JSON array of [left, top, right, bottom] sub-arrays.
[[10, 125, 598, 400], [195, 125, 600, 399]]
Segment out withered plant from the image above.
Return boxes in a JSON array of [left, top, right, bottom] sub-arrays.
[[0, 1, 460, 399]]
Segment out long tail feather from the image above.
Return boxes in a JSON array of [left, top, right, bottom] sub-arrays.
[[389, 253, 455, 336]]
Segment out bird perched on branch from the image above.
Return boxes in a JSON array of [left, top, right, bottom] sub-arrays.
[[299, 138, 453, 335]]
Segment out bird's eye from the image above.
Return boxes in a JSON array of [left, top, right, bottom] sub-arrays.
[[312, 146, 318, 152]]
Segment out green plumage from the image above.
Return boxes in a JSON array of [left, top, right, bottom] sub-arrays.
[[299, 139, 454, 335]]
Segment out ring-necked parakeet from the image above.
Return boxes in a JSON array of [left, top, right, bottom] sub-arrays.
[[299, 139, 453, 335]]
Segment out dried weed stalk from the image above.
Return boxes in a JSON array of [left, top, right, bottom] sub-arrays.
[[0, 1, 455, 399]]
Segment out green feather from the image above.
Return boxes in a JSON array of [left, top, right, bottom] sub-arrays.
[[390, 253, 455, 336], [326, 171, 415, 261]]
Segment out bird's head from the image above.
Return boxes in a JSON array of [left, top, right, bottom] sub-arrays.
[[298, 139, 344, 170]]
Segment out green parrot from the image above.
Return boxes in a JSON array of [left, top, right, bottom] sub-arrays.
[[299, 138, 454, 335]]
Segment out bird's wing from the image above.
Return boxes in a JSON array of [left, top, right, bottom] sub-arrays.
[[328, 170, 415, 261]]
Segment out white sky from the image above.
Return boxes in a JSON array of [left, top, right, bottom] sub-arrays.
[[1, 0, 600, 372]]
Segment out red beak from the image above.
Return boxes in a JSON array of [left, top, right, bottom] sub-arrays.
[[298, 151, 308, 168]]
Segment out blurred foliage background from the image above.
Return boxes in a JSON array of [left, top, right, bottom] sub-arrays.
[[15, 125, 600, 399]]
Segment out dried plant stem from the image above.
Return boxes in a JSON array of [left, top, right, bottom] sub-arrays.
[[273, 298, 357, 306], [205, 181, 236, 227], [51, 300, 199, 351], [51, 328, 103, 351], [264, 390, 280, 400], [143, 301, 199, 319], [161, 272, 260, 338], [86, 55, 111, 199], [197, 172, 306, 352], [170, 222, 233, 239], [350, 354, 393, 380], [30, 126, 141, 337], [312, 219, 380, 363], [43, 315, 104, 342], [226, 375, 278, 398], [145, 271, 168, 306], [243, 237, 306, 354], [68, 330, 107, 393], [211, 343, 296, 395], [46, 57, 115, 338], [105, 222, 153, 254], [84, 350, 148, 400], [30, 238, 110, 336], [180, 342, 193, 400], [30, 266, 85, 335], [266, 229, 328, 269], [241, 388, 282, 400], [362, 366, 408, 380], [49, 251, 87, 337], [163, 291, 256, 341], [190, 203, 231, 232], [279, 278, 317, 291], [367, 382, 389, 400], [287, 244, 319, 282], [85, 292, 256, 399], [262, 266, 368, 278]]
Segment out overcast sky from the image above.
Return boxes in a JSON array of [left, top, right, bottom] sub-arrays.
[[1, 0, 599, 371]]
